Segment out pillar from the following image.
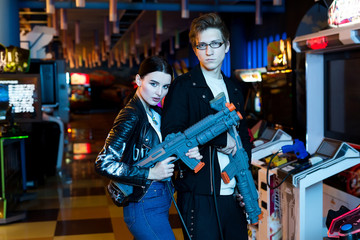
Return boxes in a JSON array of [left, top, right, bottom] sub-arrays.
[[0, 0, 20, 47]]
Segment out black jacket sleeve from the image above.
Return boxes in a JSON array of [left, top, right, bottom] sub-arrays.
[[95, 108, 150, 186]]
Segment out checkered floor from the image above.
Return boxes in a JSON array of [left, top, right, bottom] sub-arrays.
[[0, 111, 184, 240]]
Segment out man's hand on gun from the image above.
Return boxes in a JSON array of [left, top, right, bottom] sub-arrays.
[[185, 146, 203, 160], [148, 147, 202, 181], [218, 133, 237, 156]]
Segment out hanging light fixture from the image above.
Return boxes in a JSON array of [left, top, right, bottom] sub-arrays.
[[130, 32, 136, 55], [273, 0, 282, 5], [169, 37, 174, 55], [75, 21, 80, 45], [46, 0, 55, 14], [76, 0, 86, 8], [181, 0, 189, 18], [109, 0, 117, 22], [144, 43, 148, 58], [156, 11, 163, 35], [94, 30, 99, 51], [52, 10, 58, 36], [135, 22, 140, 45], [151, 26, 156, 48], [255, 0, 262, 25], [60, 8, 67, 30], [104, 17, 110, 50], [113, 20, 119, 34], [175, 30, 180, 49]]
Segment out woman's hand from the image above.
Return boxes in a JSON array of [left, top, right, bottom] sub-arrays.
[[185, 146, 203, 160], [148, 157, 175, 181], [217, 133, 237, 156]]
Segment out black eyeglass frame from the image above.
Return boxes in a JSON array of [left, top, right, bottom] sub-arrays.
[[195, 41, 225, 50]]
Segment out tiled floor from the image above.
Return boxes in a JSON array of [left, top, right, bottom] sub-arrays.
[[0, 111, 184, 240]]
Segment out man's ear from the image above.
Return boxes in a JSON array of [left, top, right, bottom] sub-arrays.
[[135, 74, 141, 87], [225, 41, 230, 53]]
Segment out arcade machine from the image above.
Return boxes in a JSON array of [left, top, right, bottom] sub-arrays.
[[260, 38, 296, 136], [0, 74, 42, 223], [250, 127, 294, 240], [240, 39, 296, 240], [69, 73, 91, 112], [278, 1, 360, 239]]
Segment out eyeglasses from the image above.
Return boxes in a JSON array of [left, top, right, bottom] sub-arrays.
[[195, 41, 224, 50]]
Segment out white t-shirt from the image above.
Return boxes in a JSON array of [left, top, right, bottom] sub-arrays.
[[203, 73, 236, 195], [146, 109, 162, 142]]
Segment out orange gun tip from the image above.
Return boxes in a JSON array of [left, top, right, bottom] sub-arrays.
[[236, 111, 243, 120], [225, 102, 236, 112], [221, 172, 230, 184]]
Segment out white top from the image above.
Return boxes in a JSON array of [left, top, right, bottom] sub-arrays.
[[203, 73, 236, 195], [146, 109, 162, 142]]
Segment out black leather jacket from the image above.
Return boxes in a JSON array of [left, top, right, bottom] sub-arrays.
[[95, 93, 161, 203]]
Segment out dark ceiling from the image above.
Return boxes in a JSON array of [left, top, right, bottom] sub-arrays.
[[18, 0, 285, 63]]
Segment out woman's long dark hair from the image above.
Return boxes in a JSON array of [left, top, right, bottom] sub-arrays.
[[138, 56, 173, 79]]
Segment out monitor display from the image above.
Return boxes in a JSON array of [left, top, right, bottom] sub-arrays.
[[324, 49, 360, 145], [315, 139, 341, 158], [0, 74, 42, 123], [27, 60, 58, 107], [259, 128, 276, 141]]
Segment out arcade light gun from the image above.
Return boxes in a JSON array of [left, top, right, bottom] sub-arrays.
[[113, 93, 243, 197], [214, 95, 262, 225], [281, 139, 309, 161]]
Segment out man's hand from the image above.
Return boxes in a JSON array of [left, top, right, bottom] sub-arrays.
[[185, 146, 203, 160], [217, 133, 237, 156]]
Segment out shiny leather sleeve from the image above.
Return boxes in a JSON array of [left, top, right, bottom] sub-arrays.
[[95, 107, 150, 187]]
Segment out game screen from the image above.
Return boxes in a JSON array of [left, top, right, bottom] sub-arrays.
[[0, 74, 42, 123]]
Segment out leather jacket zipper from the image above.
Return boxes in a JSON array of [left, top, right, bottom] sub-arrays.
[[137, 181, 153, 202]]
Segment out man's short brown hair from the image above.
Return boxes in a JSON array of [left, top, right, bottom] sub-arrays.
[[189, 13, 230, 48]]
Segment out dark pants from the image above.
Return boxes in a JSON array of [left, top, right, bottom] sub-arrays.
[[177, 192, 248, 240]]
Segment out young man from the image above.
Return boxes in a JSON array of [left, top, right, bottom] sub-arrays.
[[161, 13, 252, 240]]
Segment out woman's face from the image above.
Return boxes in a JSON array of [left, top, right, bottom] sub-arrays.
[[136, 71, 171, 106]]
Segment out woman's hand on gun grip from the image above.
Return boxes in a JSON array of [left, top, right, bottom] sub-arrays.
[[148, 157, 175, 181], [236, 193, 245, 207], [218, 133, 237, 156], [185, 146, 203, 160]]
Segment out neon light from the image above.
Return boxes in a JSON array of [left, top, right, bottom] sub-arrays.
[[70, 73, 90, 85], [306, 36, 329, 50]]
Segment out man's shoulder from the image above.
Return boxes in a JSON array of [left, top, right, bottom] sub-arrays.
[[172, 72, 193, 87]]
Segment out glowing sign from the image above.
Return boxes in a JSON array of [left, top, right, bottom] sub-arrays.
[[306, 36, 329, 50], [70, 73, 90, 85], [328, 0, 360, 27]]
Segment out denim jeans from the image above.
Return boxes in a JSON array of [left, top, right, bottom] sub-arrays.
[[123, 181, 175, 240]]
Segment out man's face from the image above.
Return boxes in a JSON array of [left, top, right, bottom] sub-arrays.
[[194, 28, 229, 72]]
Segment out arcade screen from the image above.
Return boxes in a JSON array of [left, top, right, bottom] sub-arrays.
[[324, 49, 360, 145], [0, 74, 42, 122]]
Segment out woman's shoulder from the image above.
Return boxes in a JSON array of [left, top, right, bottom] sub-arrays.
[[113, 101, 140, 127]]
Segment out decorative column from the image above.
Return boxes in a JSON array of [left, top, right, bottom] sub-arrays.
[[0, 0, 20, 47]]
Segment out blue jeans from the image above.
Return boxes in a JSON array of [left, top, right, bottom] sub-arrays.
[[123, 181, 175, 240]]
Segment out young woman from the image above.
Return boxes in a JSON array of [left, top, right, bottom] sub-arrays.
[[95, 56, 202, 240]]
